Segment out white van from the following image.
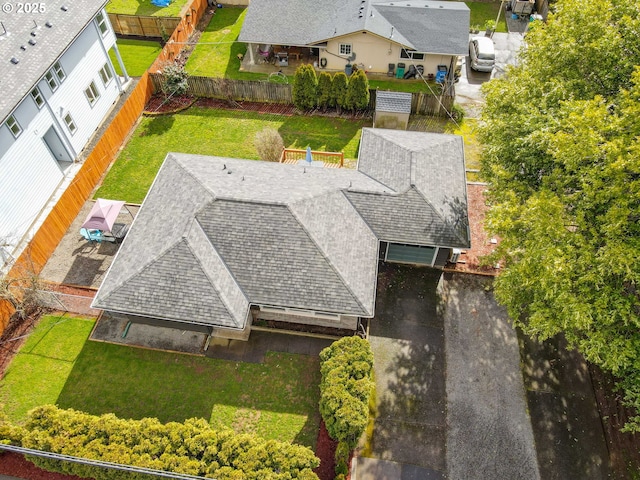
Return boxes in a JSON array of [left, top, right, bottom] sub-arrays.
[[469, 37, 495, 73]]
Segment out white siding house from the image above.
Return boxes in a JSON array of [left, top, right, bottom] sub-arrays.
[[0, 0, 129, 270]]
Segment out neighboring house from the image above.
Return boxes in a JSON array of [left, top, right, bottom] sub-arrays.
[[0, 0, 129, 270], [374, 91, 413, 129], [239, 0, 470, 78], [93, 128, 470, 341]]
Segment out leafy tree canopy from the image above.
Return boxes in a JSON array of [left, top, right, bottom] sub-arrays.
[[479, 0, 640, 428]]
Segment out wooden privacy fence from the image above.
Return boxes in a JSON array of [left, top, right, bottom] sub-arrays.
[[108, 14, 180, 38], [0, 73, 154, 333], [149, 73, 454, 116], [150, 0, 209, 72], [280, 148, 344, 167]]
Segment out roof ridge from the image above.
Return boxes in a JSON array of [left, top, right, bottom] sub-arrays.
[[186, 219, 249, 325], [412, 186, 469, 245], [286, 198, 371, 315]]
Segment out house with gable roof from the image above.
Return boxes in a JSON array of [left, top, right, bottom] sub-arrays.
[[92, 128, 470, 341], [238, 0, 469, 79], [0, 0, 129, 270]]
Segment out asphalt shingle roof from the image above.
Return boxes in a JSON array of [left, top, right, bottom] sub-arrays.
[[94, 129, 470, 330], [376, 91, 413, 114], [238, 0, 469, 55], [0, 0, 107, 123]]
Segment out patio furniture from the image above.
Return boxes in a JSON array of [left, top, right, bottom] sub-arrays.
[[80, 228, 104, 243]]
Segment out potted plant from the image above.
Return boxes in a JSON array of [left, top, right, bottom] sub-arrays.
[[484, 20, 496, 37]]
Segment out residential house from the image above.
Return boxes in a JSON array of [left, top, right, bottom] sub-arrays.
[[0, 0, 129, 269], [239, 0, 470, 79], [93, 128, 470, 341]]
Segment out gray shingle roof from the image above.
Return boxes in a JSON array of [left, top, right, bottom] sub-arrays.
[[94, 129, 470, 330], [197, 200, 367, 315], [345, 187, 468, 247], [0, 0, 107, 123], [238, 0, 469, 55], [376, 91, 413, 114]]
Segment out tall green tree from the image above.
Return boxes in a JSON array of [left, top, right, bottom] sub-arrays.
[[331, 72, 349, 114], [292, 64, 318, 111], [479, 0, 640, 429], [316, 72, 334, 110], [345, 69, 370, 112]]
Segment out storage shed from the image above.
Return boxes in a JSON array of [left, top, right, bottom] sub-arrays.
[[374, 91, 413, 130]]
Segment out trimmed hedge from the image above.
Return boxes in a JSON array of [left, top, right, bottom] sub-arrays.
[[0, 405, 319, 480], [292, 64, 318, 110], [318, 336, 374, 449]]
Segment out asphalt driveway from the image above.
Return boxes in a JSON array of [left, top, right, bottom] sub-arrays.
[[355, 264, 540, 479]]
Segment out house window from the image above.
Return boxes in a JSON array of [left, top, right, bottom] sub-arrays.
[[400, 50, 425, 60], [45, 71, 58, 91], [99, 63, 113, 86], [6, 115, 22, 138], [63, 113, 77, 134], [339, 43, 352, 56], [84, 81, 100, 106], [53, 62, 66, 82], [31, 87, 44, 109], [96, 11, 108, 35]]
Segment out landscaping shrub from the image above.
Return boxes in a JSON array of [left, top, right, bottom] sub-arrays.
[[1, 405, 319, 480], [345, 70, 370, 112], [254, 127, 284, 162], [292, 64, 318, 111], [331, 72, 349, 114], [319, 336, 374, 450], [317, 72, 334, 110], [160, 62, 189, 98]]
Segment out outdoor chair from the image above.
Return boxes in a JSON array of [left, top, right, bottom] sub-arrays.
[[80, 228, 103, 243]]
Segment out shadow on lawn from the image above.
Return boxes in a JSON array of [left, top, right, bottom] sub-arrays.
[[55, 340, 321, 447]]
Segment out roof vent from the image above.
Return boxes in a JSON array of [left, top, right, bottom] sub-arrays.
[[20, 45, 26, 50], [439, 5, 443, 7], [30, 31, 37, 37], [10, 57, 19, 64], [60, 5, 68, 11], [45, 21, 52, 28], [28, 38, 36, 45], [359, 13, 363, 17]]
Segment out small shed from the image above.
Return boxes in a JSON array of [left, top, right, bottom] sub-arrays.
[[374, 91, 413, 130]]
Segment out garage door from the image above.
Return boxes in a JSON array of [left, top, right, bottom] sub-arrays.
[[386, 243, 436, 265]]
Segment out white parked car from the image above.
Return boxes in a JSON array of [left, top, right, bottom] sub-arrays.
[[469, 37, 495, 73]]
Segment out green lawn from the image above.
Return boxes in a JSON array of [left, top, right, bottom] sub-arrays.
[[0, 315, 322, 447], [186, 8, 248, 78], [96, 107, 370, 203], [466, 1, 509, 33], [106, 0, 188, 17], [446, 117, 482, 181], [0, 315, 94, 421], [109, 39, 163, 77]]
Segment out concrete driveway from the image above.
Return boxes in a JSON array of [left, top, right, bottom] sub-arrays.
[[354, 264, 540, 480], [455, 32, 525, 116]]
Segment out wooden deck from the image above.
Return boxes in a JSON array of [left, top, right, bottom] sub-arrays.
[[280, 148, 344, 168], [281, 158, 342, 168]]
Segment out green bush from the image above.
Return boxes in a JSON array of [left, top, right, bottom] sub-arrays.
[[317, 72, 334, 110], [160, 62, 189, 98], [319, 336, 374, 450], [292, 64, 318, 111], [254, 127, 284, 162], [2, 405, 319, 480], [345, 69, 370, 111], [331, 72, 349, 113]]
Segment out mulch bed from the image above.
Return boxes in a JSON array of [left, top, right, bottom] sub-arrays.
[[314, 421, 339, 480]]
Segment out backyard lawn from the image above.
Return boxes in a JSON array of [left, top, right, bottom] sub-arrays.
[[0, 315, 322, 448], [466, 1, 509, 33], [106, 0, 188, 17], [95, 107, 370, 203], [109, 39, 163, 77], [446, 117, 482, 181]]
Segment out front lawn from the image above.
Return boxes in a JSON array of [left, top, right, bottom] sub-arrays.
[[95, 107, 370, 203], [109, 39, 163, 77], [466, 1, 508, 33], [0, 315, 322, 448], [106, 0, 189, 17]]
